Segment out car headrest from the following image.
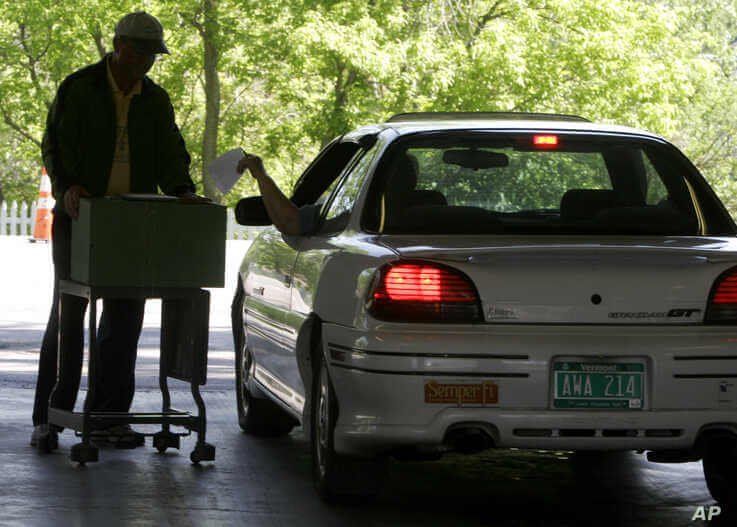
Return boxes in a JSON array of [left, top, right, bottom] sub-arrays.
[[387, 153, 419, 196], [560, 189, 618, 220]]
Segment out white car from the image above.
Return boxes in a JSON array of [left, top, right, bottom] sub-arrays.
[[232, 112, 737, 503]]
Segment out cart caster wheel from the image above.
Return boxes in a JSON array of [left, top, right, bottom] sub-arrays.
[[36, 431, 58, 454], [70, 442, 99, 465], [190, 443, 215, 464], [153, 431, 180, 453]]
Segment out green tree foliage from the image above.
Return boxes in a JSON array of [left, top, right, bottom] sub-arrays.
[[0, 0, 735, 216]]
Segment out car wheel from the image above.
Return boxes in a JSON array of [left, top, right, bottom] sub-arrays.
[[311, 351, 386, 502], [703, 437, 737, 506], [233, 278, 295, 437]]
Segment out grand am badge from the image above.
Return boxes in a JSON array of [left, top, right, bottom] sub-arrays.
[[608, 308, 701, 319]]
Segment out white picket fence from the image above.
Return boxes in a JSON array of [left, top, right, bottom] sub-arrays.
[[0, 200, 254, 240], [0, 201, 38, 236]]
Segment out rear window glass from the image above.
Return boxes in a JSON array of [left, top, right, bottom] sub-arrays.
[[364, 133, 701, 235]]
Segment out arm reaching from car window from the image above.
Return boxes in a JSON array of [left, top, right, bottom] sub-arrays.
[[237, 153, 301, 235]]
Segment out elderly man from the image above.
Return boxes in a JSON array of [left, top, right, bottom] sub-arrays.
[[32, 11, 204, 447]]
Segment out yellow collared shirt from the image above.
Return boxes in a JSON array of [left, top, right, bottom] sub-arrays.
[[105, 58, 142, 196]]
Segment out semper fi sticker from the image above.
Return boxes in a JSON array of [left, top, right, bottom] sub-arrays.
[[424, 380, 499, 405]]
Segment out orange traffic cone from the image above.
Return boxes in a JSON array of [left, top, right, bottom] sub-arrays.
[[30, 167, 54, 243]]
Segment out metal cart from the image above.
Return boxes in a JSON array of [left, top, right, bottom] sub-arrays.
[[41, 279, 215, 465]]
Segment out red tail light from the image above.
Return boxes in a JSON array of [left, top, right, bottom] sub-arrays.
[[706, 266, 737, 324], [368, 261, 482, 323]]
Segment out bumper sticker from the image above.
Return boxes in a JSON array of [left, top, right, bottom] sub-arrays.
[[424, 380, 498, 405]]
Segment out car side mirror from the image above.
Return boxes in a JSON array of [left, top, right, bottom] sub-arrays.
[[235, 196, 271, 226]]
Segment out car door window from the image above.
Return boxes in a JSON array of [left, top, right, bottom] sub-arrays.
[[290, 141, 363, 207], [314, 173, 345, 209], [319, 147, 377, 234]]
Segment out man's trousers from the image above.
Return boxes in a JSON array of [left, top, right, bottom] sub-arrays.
[[32, 211, 145, 425]]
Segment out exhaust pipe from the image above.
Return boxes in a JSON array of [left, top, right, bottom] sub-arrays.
[[444, 424, 495, 454]]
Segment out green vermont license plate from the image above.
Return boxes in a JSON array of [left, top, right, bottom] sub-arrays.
[[553, 361, 645, 409]]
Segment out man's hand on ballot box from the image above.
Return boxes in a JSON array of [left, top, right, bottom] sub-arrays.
[[64, 185, 91, 219]]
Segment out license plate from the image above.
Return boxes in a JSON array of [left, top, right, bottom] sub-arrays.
[[553, 361, 644, 409], [424, 380, 498, 405]]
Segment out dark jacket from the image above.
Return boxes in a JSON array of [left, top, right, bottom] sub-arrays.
[[42, 54, 195, 209]]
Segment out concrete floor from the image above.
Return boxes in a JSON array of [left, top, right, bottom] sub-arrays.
[[1, 349, 733, 527], [0, 238, 733, 526]]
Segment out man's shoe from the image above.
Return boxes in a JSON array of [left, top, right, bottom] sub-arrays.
[[31, 424, 58, 451], [91, 424, 145, 448], [30, 424, 49, 446]]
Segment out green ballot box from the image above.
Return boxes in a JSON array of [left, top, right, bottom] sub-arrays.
[[71, 196, 226, 288]]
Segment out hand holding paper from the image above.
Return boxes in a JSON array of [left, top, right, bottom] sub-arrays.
[[208, 148, 246, 194], [237, 152, 266, 179]]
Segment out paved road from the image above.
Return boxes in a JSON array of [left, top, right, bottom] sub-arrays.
[[1, 344, 732, 527], [0, 237, 733, 526]]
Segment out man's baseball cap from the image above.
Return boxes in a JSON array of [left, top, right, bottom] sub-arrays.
[[114, 11, 170, 55]]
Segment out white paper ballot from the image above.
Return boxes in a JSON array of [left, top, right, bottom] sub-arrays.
[[208, 147, 246, 194]]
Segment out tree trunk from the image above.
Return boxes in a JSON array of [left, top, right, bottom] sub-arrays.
[[200, 0, 222, 202], [91, 23, 107, 59], [321, 59, 357, 148]]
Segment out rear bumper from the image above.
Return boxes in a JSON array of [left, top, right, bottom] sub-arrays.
[[323, 322, 737, 456], [334, 407, 737, 455]]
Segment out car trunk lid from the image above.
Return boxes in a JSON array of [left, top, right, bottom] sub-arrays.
[[377, 235, 737, 324]]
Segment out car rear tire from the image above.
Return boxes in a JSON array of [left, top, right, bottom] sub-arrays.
[[703, 436, 737, 506], [233, 277, 295, 437], [311, 351, 386, 503]]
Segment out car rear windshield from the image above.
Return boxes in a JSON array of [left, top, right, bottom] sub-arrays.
[[362, 132, 707, 235]]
